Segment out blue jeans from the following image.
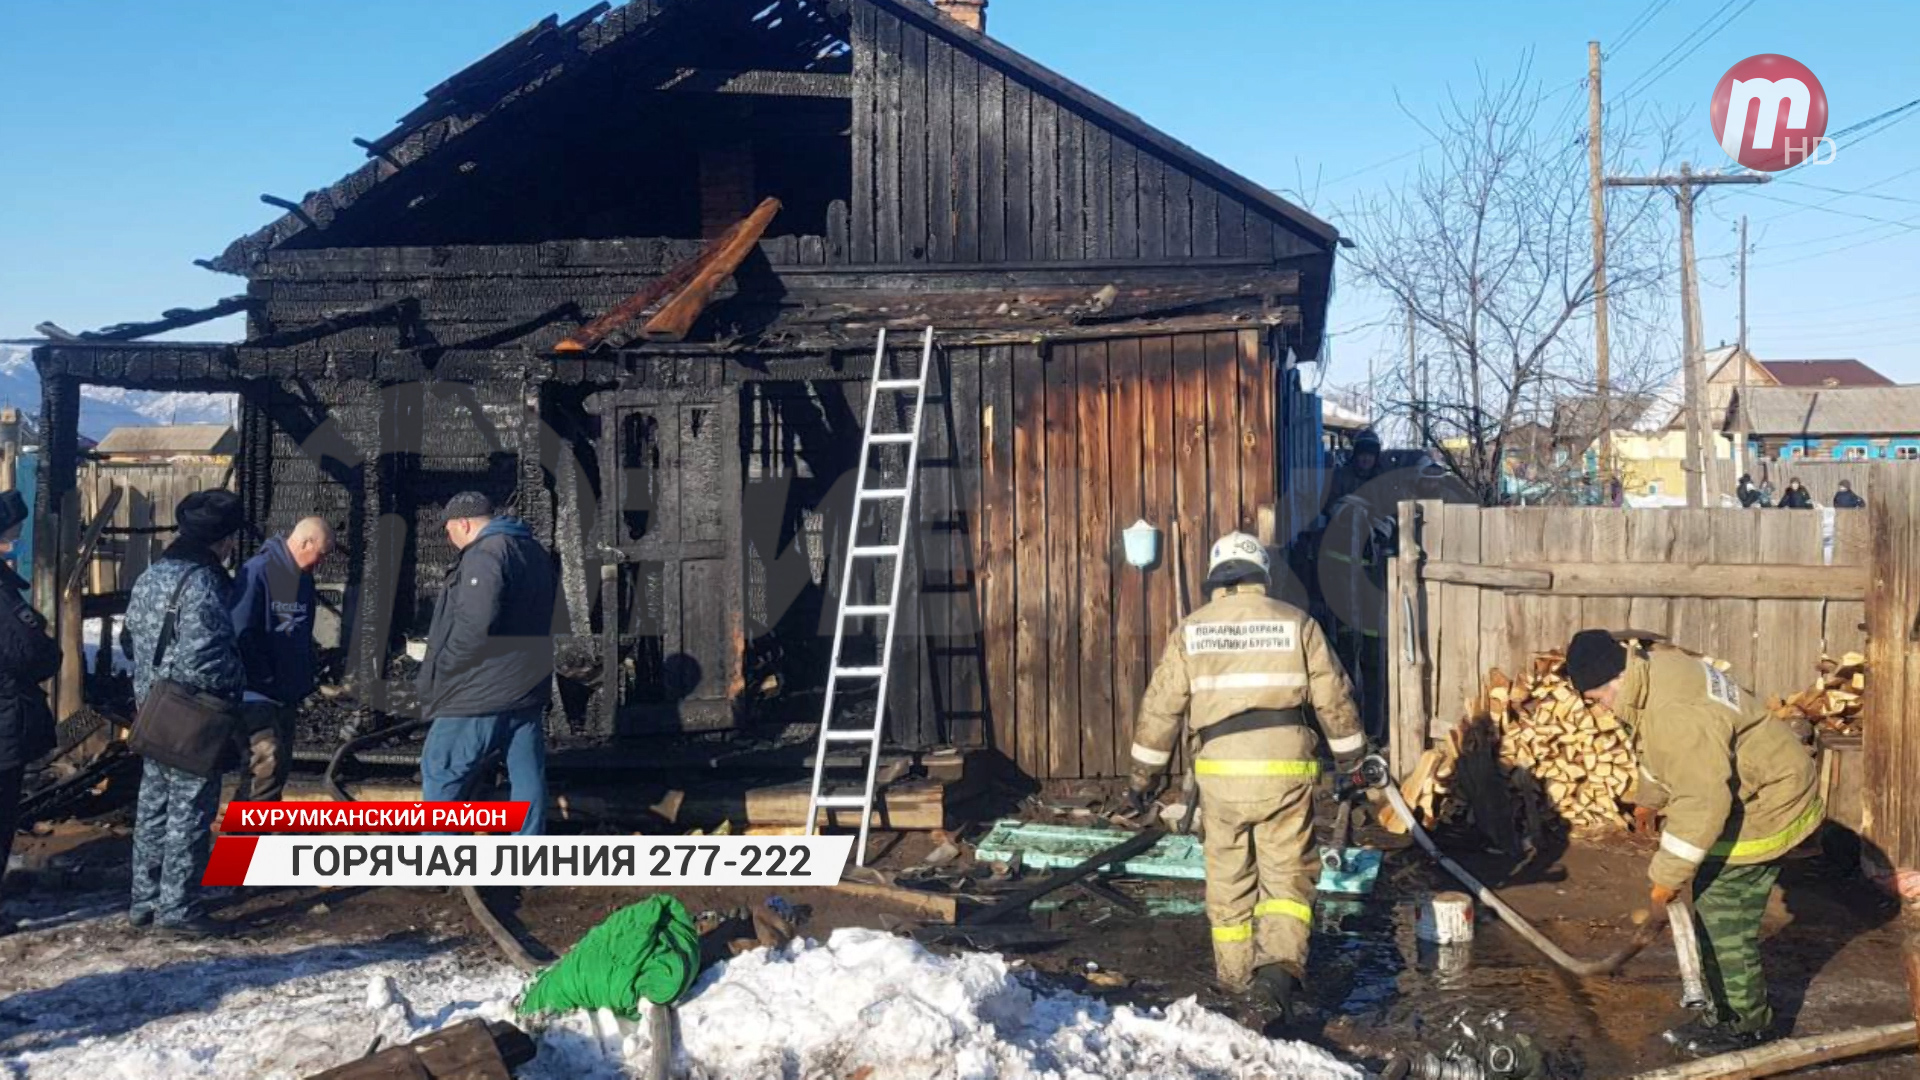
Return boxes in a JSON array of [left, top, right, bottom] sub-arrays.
[[420, 708, 547, 835]]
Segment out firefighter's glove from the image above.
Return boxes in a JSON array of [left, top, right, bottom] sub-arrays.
[[1124, 768, 1162, 818], [1632, 805, 1661, 837], [1649, 882, 1685, 909]]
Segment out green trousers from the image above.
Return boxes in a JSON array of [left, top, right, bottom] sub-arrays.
[[1692, 861, 1781, 1033]]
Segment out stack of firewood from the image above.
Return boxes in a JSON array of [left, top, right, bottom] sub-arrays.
[[1390, 653, 1638, 844], [1769, 652, 1867, 737]]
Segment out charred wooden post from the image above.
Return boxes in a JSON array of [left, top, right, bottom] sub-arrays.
[[0, 407, 19, 492]]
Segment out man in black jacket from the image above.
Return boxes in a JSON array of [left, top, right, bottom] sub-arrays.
[[1777, 478, 1814, 509], [1832, 480, 1865, 509], [416, 493, 558, 835], [0, 491, 61, 933], [230, 518, 335, 803]]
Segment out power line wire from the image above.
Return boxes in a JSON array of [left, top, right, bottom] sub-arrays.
[[1609, 0, 1678, 57], [1746, 192, 1920, 230], [1772, 179, 1920, 208], [1618, 0, 1759, 104], [1827, 96, 1920, 142]]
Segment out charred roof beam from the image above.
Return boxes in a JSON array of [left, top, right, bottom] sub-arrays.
[[653, 67, 850, 98]]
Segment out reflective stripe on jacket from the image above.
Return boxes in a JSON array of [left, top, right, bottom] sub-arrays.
[[1131, 585, 1363, 791], [1616, 646, 1822, 888]]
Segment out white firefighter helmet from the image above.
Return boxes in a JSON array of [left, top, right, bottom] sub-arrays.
[[1207, 531, 1270, 576]]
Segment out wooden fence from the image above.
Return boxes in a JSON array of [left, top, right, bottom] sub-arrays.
[[1385, 505, 1870, 774], [77, 461, 232, 595]]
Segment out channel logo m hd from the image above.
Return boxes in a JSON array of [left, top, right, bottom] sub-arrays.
[[1711, 54, 1831, 171]]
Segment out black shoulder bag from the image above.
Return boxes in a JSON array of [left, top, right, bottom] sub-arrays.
[[128, 568, 238, 777]]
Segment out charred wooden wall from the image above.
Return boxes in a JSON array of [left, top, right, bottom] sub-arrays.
[[848, 4, 1322, 268]]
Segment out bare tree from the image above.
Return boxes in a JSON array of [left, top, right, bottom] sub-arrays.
[[1341, 61, 1682, 504]]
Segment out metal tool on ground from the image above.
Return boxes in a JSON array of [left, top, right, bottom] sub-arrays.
[[1317, 771, 1384, 896], [805, 326, 935, 866], [964, 827, 1170, 926], [1377, 763, 1668, 977], [1668, 899, 1712, 1011]]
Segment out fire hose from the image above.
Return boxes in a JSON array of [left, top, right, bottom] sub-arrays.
[[1369, 756, 1668, 978], [323, 720, 542, 974]]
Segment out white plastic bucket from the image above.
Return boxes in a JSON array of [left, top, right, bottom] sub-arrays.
[[1416, 891, 1475, 945]]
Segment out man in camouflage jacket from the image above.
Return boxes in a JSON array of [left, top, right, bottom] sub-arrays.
[[1566, 629, 1822, 1058], [125, 490, 248, 936]]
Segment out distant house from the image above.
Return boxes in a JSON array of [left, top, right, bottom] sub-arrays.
[[1726, 385, 1920, 463], [92, 425, 237, 463], [1602, 347, 1899, 499]]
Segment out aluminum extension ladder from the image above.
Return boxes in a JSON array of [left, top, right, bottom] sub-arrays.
[[804, 327, 934, 865]]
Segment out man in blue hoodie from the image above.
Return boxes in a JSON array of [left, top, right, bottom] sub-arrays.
[[416, 493, 558, 835], [230, 517, 335, 803]]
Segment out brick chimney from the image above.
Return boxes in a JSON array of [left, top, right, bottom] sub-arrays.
[[933, 0, 986, 33]]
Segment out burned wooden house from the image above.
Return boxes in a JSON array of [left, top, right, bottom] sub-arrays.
[[31, 0, 1338, 781]]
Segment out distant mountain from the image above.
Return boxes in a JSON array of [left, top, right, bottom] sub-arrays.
[[0, 344, 236, 441]]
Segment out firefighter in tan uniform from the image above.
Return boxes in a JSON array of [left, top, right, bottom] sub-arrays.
[[1127, 532, 1367, 1020], [1565, 629, 1822, 1058]]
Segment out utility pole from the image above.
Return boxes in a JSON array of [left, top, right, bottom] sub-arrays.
[[1735, 215, 1749, 480], [1587, 41, 1613, 485], [1607, 164, 1768, 507]]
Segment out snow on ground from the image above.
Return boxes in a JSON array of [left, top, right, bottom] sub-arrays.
[[0, 899, 1356, 1080]]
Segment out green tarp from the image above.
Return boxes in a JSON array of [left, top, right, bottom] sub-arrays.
[[517, 895, 701, 1019]]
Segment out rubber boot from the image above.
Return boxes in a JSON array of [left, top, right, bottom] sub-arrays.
[[1253, 963, 1300, 1025]]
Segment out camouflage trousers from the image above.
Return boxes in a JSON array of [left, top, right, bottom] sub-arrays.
[[130, 760, 222, 926], [1693, 861, 1782, 1033]]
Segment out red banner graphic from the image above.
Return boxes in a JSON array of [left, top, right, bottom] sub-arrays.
[[218, 801, 530, 834]]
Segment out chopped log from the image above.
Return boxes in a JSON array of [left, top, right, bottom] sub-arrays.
[[641, 197, 783, 342], [306, 1018, 535, 1080], [1768, 652, 1868, 737]]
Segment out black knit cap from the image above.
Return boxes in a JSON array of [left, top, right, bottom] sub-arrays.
[[1565, 628, 1628, 692], [0, 491, 27, 535], [175, 490, 245, 544], [441, 491, 495, 524]]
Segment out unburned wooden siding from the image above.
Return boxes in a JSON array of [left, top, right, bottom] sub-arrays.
[[851, 4, 1319, 266], [915, 329, 1277, 777], [1388, 505, 1870, 768]]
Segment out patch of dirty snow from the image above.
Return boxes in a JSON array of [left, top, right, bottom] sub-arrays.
[[0, 914, 1356, 1080]]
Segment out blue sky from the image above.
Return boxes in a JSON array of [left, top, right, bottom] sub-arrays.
[[2, 0, 1915, 393]]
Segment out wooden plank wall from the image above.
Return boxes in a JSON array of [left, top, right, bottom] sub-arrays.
[[1863, 464, 1920, 871], [850, 4, 1315, 266], [941, 329, 1275, 778], [78, 461, 233, 595], [1396, 506, 1865, 748]]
